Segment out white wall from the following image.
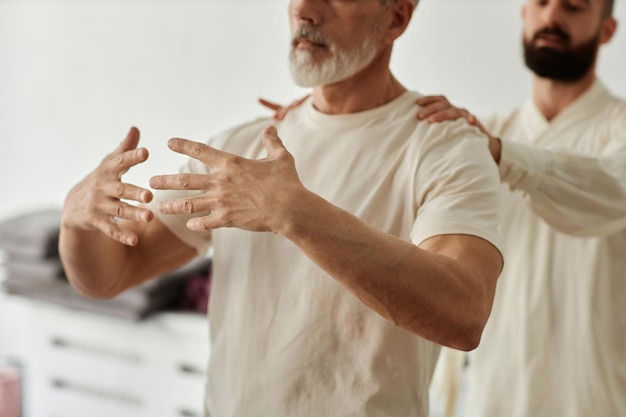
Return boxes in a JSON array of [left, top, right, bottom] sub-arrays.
[[1, 0, 625, 221]]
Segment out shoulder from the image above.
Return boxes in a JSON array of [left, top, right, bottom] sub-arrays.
[[413, 118, 489, 155]]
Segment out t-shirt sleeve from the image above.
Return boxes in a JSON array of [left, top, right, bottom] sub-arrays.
[[410, 120, 503, 253]]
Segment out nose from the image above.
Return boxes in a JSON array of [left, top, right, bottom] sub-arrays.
[[289, 0, 322, 26], [539, 1, 566, 30]]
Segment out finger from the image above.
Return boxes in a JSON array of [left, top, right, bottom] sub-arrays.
[[416, 95, 446, 106], [467, 115, 483, 127], [149, 173, 211, 191], [293, 95, 310, 107], [103, 181, 153, 204], [275, 95, 310, 120], [103, 146, 150, 178], [274, 109, 287, 121], [187, 215, 218, 232], [157, 195, 213, 215], [262, 126, 287, 158], [258, 98, 283, 111], [467, 115, 490, 136], [417, 101, 452, 119], [119, 126, 141, 152], [166, 138, 231, 166], [95, 217, 141, 246], [99, 199, 154, 223], [427, 109, 469, 123]]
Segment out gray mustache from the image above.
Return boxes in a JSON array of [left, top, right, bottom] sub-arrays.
[[292, 25, 329, 47]]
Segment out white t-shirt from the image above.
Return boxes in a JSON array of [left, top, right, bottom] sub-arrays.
[[466, 80, 626, 417], [150, 91, 501, 417]]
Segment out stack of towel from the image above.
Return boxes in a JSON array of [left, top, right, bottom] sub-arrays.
[[0, 209, 211, 320]]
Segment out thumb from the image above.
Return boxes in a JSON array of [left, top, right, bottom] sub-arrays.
[[262, 125, 287, 158]]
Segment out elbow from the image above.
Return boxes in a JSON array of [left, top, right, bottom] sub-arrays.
[[434, 303, 491, 352], [450, 295, 494, 351], [425, 309, 487, 351], [66, 274, 124, 300], [448, 296, 493, 351], [447, 322, 485, 352], [396, 311, 487, 352]]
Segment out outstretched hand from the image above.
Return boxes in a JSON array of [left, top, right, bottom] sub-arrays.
[[150, 126, 304, 234], [258, 95, 309, 121], [416, 95, 502, 164], [62, 127, 155, 246]]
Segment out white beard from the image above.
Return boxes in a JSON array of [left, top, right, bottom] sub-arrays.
[[289, 29, 381, 88]]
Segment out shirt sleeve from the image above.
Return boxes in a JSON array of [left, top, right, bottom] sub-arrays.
[[410, 120, 503, 254], [498, 116, 626, 237]]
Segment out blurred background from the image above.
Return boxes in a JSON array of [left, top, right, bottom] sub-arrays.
[[0, 0, 625, 416]]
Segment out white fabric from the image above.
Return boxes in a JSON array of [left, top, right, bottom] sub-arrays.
[[466, 80, 626, 417], [150, 91, 502, 417]]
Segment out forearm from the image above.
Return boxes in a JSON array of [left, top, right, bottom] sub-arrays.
[[60, 226, 126, 298], [499, 140, 626, 236], [59, 221, 147, 298], [280, 191, 499, 351], [60, 214, 198, 299]]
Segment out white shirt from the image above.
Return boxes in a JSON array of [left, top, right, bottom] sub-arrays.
[[466, 80, 626, 417], [150, 91, 501, 417]]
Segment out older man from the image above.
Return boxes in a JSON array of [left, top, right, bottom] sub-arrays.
[[59, 1, 503, 416]]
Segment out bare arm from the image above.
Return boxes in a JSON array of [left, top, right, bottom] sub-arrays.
[[59, 127, 197, 298], [150, 126, 503, 351], [279, 192, 502, 351]]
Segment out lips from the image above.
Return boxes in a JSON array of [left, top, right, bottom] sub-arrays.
[[295, 37, 327, 49], [292, 25, 329, 50], [533, 28, 570, 48]]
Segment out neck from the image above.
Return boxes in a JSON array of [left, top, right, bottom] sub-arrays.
[[531, 68, 597, 121], [311, 47, 407, 115]]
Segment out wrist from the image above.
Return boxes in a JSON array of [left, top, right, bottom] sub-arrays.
[[490, 137, 502, 165]]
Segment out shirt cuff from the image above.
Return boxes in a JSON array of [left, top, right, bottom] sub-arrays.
[[498, 140, 550, 192]]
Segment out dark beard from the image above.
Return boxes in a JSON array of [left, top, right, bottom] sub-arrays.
[[523, 29, 600, 82]]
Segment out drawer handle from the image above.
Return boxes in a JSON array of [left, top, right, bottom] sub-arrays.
[[178, 408, 202, 417], [178, 363, 205, 377], [51, 337, 142, 363], [51, 378, 142, 406]]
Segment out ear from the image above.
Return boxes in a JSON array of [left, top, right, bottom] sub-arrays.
[[599, 16, 618, 45], [384, 0, 415, 44]]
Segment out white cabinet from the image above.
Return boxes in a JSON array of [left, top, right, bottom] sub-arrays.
[[0, 297, 209, 417]]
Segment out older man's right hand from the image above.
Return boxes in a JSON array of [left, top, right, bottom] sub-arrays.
[[61, 126, 154, 246]]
